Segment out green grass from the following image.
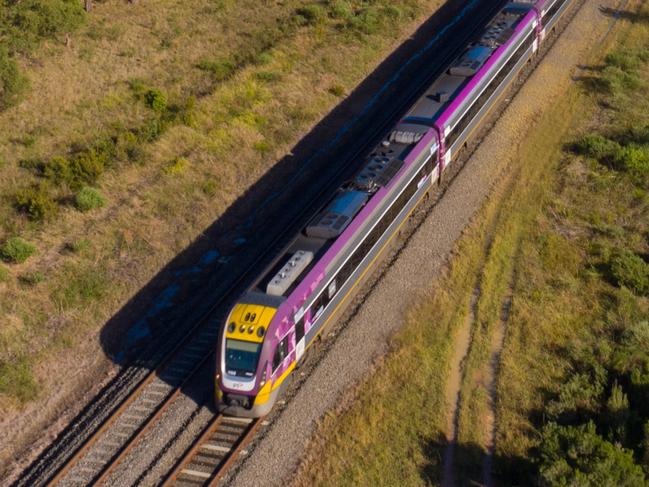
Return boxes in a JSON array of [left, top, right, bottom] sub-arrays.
[[75, 186, 106, 212], [0, 237, 37, 264], [0, 358, 39, 404]]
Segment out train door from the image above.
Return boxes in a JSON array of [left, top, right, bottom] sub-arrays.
[[295, 309, 306, 362]]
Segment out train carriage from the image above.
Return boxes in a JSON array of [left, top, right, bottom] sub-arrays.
[[216, 0, 575, 418]]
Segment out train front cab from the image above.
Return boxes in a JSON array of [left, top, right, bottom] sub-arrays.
[[216, 298, 289, 418]]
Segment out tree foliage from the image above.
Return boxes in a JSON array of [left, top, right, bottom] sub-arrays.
[[538, 422, 647, 487]]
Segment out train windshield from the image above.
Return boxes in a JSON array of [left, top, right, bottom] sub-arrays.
[[225, 339, 261, 378]]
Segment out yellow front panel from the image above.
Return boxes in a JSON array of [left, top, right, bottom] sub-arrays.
[[226, 303, 276, 344]]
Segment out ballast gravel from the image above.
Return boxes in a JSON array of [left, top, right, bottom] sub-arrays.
[[227, 1, 622, 486]]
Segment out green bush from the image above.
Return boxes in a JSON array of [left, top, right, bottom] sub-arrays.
[[75, 186, 105, 211], [197, 58, 236, 82], [13, 184, 58, 221], [328, 0, 353, 20], [295, 5, 327, 26], [572, 134, 621, 162], [617, 145, 649, 176], [44, 149, 106, 189], [64, 238, 90, 254], [19, 271, 44, 286], [2, 0, 85, 51], [0, 237, 37, 264], [328, 84, 345, 96], [136, 117, 169, 143], [144, 88, 167, 112], [538, 422, 646, 487], [606, 50, 643, 72], [600, 65, 642, 95], [0, 46, 28, 110], [610, 250, 649, 295], [162, 157, 188, 176]]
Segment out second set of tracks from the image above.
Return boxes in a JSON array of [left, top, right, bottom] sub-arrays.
[[11, 0, 586, 484]]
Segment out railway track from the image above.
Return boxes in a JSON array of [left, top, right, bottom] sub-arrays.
[[14, 2, 509, 486], [161, 416, 263, 487]]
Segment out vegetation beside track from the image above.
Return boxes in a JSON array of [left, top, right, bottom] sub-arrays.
[[292, 3, 649, 486], [0, 0, 447, 412]]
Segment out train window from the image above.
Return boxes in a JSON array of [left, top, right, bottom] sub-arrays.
[[542, 0, 566, 24], [295, 317, 305, 343], [311, 162, 429, 327], [272, 336, 289, 372], [332, 167, 424, 294], [446, 31, 535, 149]]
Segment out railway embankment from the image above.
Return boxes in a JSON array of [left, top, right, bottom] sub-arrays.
[[233, 0, 648, 485]]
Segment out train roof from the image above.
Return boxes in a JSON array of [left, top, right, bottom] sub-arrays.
[[243, 0, 544, 321]]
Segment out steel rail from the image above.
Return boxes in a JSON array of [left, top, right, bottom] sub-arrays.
[[160, 416, 263, 487]]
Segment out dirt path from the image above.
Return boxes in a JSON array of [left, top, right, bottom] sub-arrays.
[[441, 287, 480, 487], [481, 292, 512, 487]]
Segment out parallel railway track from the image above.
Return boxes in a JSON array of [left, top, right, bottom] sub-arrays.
[[161, 416, 262, 487], [14, 2, 528, 485]]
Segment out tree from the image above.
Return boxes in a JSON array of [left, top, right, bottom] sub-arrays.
[[538, 421, 647, 487]]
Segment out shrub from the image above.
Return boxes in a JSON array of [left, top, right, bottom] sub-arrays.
[[295, 5, 327, 26], [75, 186, 105, 211], [600, 65, 641, 95], [115, 130, 141, 162], [538, 422, 646, 487], [44, 149, 106, 189], [328, 0, 353, 20], [201, 179, 218, 196], [0, 46, 28, 110], [617, 145, 649, 176], [610, 250, 649, 295], [162, 157, 188, 176], [19, 271, 44, 286], [4, 0, 85, 51], [605, 381, 630, 444], [328, 84, 345, 96], [345, 7, 382, 35], [137, 117, 168, 143], [0, 237, 37, 264], [572, 134, 621, 162], [144, 88, 167, 112], [197, 58, 236, 82], [13, 183, 58, 221], [64, 238, 90, 254]]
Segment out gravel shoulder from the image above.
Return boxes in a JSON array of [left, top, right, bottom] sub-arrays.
[[228, 1, 620, 485]]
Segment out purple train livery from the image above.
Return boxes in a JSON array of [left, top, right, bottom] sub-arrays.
[[216, 0, 574, 417]]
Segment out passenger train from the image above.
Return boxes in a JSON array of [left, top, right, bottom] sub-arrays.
[[216, 0, 575, 417]]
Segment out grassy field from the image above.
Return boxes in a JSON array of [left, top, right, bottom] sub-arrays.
[[0, 0, 451, 412], [292, 3, 649, 486]]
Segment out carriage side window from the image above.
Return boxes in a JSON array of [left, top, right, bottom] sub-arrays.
[[272, 336, 289, 372]]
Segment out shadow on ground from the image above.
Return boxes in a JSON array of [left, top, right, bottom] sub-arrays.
[[420, 434, 535, 487], [599, 6, 649, 24], [96, 0, 506, 392]]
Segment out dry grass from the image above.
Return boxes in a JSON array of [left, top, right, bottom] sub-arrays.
[[0, 0, 447, 415]]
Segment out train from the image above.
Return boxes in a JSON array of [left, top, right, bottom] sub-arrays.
[[215, 0, 574, 418]]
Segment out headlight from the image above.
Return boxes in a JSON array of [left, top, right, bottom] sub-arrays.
[[259, 363, 268, 387]]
